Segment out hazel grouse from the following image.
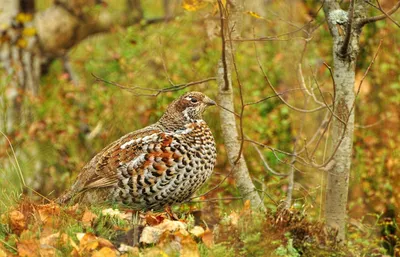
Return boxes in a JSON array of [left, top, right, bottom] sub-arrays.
[[58, 92, 217, 210]]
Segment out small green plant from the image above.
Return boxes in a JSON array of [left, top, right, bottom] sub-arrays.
[[274, 238, 300, 257]]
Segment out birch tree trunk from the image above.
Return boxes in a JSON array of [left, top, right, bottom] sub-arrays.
[[322, 0, 382, 242], [0, 0, 41, 133], [217, 0, 265, 211]]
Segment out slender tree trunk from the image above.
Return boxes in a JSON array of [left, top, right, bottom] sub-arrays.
[[325, 54, 356, 242], [322, 0, 371, 242], [0, 0, 41, 133], [163, 0, 173, 19], [216, 0, 265, 210]]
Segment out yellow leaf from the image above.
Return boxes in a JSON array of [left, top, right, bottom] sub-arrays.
[[9, 210, 26, 235], [201, 229, 214, 248], [243, 199, 251, 211], [160, 251, 169, 257], [245, 11, 265, 20], [22, 27, 36, 37], [17, 239, 40, 257], [81, 209, 98, 227], [182, 0, 209, 12], [16, 13, 33, 23], [92, 247, 116, 257]]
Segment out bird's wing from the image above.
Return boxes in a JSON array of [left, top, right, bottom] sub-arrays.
[[76, 127, 164, 191]]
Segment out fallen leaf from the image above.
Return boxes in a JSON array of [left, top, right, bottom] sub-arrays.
[[39, 232, 60, 247], [145, 213, 166, 226], [92, 247, 116, 257], [155, 219, 187, 232], [76, 233, 86, 242], [17, 239, 40, 257], [228, 211, 239, 226], [120, 244, 139, 255], [178, 232, 200, 257], [39, 246, 56, 257], [76, 233, 115, 255], [0, 244, 12, 257], [140, 227, 164, 244], [102, 208, 131, 220], [37, 204, 60, 224], [68, 204, 80, 214], [9, 210, 26, 235], [81, 209, 98, 227], [201, 229, 214, 248], [189, 226, 205, 237], [97, 237, 114, 249]]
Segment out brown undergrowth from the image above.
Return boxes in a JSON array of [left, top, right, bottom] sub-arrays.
[[0, 198, 394, 257]]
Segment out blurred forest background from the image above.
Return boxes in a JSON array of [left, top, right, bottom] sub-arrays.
[[1, 0, 400, 256]]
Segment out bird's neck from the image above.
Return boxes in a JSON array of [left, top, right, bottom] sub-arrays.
[[158, 109, 201, 132]]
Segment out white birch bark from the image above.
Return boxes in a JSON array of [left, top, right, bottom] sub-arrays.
[[0, 0, 41, 132], [322, 0, 371, 242], [217, 0, 265, 211]]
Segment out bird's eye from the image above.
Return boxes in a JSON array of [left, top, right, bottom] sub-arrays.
[[190, 98, 198, 103]]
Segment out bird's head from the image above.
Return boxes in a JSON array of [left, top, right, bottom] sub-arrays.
[[159, 92, 216, 130]]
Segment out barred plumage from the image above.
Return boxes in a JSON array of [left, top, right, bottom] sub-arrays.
[[58, 92, 217, 210]]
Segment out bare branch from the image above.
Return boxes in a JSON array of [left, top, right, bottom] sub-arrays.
[[187, 164, 235, 201], [244, 138, 309, 167], [185, 196, 243, 204], [339, 0, 355, 57], [359, 0, 400, 27], [296, 110, 331, 155], [218, 0, 230, 91], [252, 144, 290, 177], [92, 73, 216, 96], [244, 88, 310, 107], [310, 70, 347, 126], [355, 114, 389, 128], [297, 64, 325, 106], [255, 53, 328, 113]]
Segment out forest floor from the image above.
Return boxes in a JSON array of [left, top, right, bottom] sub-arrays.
[[0, 198, 392, 257]]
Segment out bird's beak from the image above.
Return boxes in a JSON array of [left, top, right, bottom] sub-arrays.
[[203, 96, 216, 106]]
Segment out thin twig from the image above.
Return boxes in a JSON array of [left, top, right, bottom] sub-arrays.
[[217, 0, 230, 91], [359, 0, 400, 27], [0, 130, 26, 187], [252, 144, 289, 177], [244, 138, 309, 166], [255, 50, 328, 113], [244, 88, 309, 106], [310, 69, 346, 126], [298, 63, 325, 106], [295, 110, 330, 155], [186, 196, 243, 204], [187, 165, 236, 201], [355, 114, 389, 128], [92, 73, 216, 96], [0, 238, 17, 252]]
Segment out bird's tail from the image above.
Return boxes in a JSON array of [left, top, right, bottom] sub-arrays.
[[56, 190, 74, 204]]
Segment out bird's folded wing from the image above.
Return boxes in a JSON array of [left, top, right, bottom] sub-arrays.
[[79, 128, 163, 191], [84, 177, 117, 189]]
